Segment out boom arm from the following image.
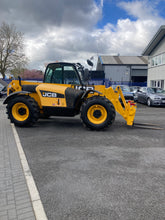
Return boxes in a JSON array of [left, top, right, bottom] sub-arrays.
[[105, 86, 137, 126]]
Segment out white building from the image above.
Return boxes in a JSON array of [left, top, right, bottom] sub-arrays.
[[142, 25, 165, 89]]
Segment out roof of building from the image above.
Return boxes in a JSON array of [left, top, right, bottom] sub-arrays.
[[99, 56, 148, 65], [142, 25, 165, 55]]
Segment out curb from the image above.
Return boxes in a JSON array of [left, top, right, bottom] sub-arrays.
[[11, 123, 48, 220]]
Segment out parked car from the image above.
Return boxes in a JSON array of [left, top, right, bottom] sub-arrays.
[[111, 85, 134, 101], [0, 84, 3, 90], [152, 87, 165, 94], [137, 87, 165, 106], [129, 86, 140, 102], [0, 86, 7, 98], [130, 86, 141, 92]]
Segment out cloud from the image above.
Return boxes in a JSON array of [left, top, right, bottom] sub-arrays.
[[24, 26, 100, 70], [0, 0, 102, 33], [0, 0, 165, 70], [118, 0, 158, 20], [93, 0, 165, 56], [0, 0, 104, 69]]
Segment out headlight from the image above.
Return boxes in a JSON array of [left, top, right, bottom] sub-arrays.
[[154, 97, 161, 100]]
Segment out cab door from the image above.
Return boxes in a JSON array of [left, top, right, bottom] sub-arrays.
[[63, 65, 81, 86], [44, 63, 82, 87]]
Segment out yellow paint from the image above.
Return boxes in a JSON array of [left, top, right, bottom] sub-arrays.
[[7, 80, 137, 126], [105, 86, 137, 126], [36, 84, 67, 107], [87, 104, 107, 125], [12, 102, 29, 121]]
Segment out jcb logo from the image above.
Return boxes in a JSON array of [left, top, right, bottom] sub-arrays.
[[74, 85, 94, 91], [41, 92, 57, 98], [40, 90, 64, 98]]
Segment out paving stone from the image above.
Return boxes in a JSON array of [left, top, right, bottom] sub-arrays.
[[8, 209, 17, 219], [0, 100, 36, 220], [17, 211, 35, 220]]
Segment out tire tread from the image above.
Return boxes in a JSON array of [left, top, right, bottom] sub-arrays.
[[80, 96, 115, 130], [6, 95, 39, 126]]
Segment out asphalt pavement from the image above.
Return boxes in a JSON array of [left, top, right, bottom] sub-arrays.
[[15, 104, 165, 220]]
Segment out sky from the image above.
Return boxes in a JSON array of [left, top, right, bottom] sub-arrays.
[[0, 0, 165, 70]]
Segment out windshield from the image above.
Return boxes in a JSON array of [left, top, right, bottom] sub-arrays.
[[112, 85, 130, 92], [44, 63, 81, 85], [148, 88, 155, 94], [155, 88, 165, 93], [121, 86, 130, 92]]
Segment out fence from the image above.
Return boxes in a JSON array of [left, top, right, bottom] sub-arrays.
[[89, 78, 147, 87], [3, 78, 147, 88]]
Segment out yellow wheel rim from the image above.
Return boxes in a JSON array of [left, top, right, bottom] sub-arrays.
[[12, 103, 29, 121], [87, 104, 107, 125]]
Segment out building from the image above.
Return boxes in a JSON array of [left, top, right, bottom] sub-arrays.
[[142, 25, 165, 89], [89, 70, 105, 85], [97, 55, 148, 87]]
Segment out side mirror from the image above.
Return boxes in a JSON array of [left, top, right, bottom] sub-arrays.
[[87, 59, 93, 67]]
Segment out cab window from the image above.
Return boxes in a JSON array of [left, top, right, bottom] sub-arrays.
[[44, 67, 53, 83], [44, 64, 81, 85], [63, 66, 80, 85], [44, 66, 63, 83], [52, 67, 63, 84]]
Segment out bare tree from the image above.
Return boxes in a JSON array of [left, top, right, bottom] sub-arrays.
[[0, 22, 28, 79], [10, 65, 25, 78]]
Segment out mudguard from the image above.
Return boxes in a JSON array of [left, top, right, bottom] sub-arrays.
[[3, 91, 31, 104]]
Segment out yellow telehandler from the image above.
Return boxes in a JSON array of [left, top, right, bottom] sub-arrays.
[[3, 62, 136, 130]]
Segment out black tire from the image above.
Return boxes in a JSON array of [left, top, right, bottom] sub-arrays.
[[6, 95, 40, 127], [147, 98, 152, 107], [80, 96, 116, 130]]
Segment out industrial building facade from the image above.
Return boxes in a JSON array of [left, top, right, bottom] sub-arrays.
[[142, 25, 165, 90], [97, 56, 148, 87]]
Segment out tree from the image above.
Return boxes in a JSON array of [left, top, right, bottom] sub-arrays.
[[0, 22, 28, 79], [21, 69, 44, 80], [10, 65, 25, 78]]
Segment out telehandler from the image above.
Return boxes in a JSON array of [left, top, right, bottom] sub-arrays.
[[3, 62, 136, 130]]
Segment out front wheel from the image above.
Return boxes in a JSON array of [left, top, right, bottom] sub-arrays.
[[7, 95, 40, 126], [80, 96, 116, 130], [147, 98, 152, 107]]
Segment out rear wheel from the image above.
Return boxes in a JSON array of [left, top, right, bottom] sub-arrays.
[[80, 96, 116, 130], [7, 95, 40, 126]]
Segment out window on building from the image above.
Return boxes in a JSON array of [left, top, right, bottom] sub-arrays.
[[161, 80, 164, 89], [162, 54, 165, 64], [157, 80, 160, 88], [150, 52, 165, 67], [151, 58, 154, 66], [157, 55, 161, 65], [150, 80, 165, 89], [151, 80, 154, 87]]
